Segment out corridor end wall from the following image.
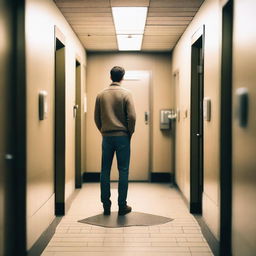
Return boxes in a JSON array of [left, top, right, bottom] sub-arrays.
[[85, 52, 173, 179]]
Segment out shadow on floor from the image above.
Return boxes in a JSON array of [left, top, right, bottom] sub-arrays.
[[78, 211, 173, 228]]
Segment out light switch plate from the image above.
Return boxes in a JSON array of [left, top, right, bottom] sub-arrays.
[[39, 90, 48, 120], [203, 97, 211, 121], [236, 87, 248, 127]]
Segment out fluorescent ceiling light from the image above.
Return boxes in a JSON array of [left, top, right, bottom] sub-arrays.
[[112, 7, 148, 34], [117, 35, 143, 51]]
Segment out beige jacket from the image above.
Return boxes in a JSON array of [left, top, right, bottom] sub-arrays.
[[94, 82, 136, 136]]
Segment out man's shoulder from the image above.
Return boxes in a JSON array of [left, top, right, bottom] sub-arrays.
[[97, 87, 110, 97], [98, 86, 131, 96], [120, 87, 131, 94]]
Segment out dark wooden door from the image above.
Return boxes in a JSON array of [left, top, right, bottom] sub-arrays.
[[55, 36, 66, 215], [75, 61, 82, 188], [0, 0, 26, 255], [220, 1, 233, 255], [190, 35, 204, 214]]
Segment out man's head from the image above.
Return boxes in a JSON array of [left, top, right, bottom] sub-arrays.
[[110, 66, 125, 82]]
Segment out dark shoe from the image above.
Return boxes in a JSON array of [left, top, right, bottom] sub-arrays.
[[103, 203, 111, 215], [118, 205, 132, 216], [103, 204, 111, 215], [103, 208, 111, 215]]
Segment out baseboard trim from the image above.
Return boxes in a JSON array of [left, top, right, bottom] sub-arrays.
[[194, 215, 219, 256], [27, 216, 62, 256], [150, 172, 173, 183], [175, 183, 219, 255], [83, 172, 100, 182], [55, 202, 64, 216], [83, 172, 174, 183], [190, 202, 202, 214]]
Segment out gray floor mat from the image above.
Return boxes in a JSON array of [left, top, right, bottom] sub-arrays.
[[78, 212, 173, 228]]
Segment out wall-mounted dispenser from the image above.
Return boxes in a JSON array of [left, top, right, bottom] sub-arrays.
[[160, 109, 174, 130], [236, 87, 249, 127], [39, 90, 48, 120], [203, 97, 211, 121], [168, 109, 177, 121]]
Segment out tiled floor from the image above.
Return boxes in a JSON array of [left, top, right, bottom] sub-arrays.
[[42, 183, 213, 256]]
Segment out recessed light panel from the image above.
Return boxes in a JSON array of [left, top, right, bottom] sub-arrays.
[[112, 7, 148, 51], [117, 35, 143, 51], [112, 7, 147, 34]]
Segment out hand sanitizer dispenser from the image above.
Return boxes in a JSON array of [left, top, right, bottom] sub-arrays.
[[39, 90, 48, 120], [160, 109, 172, 130]]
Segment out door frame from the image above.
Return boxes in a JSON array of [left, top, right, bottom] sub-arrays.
[[75, 57, 82, 188], [15, 0, 27, 252], [148, 71, 153, 181], [220, 0, 233, 255], [173, 70, 180, 185], [190, 25, 205, 214], [54, 26, 66, 215]]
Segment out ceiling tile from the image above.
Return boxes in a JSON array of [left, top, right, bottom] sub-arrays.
[[55, 0, 205, 51], [143, 35, 180, 43], [111, 0, 150, 6], [149, 0, 204, 8], [144, 26, 187, 36], [146, 16, 193, 26], [72, 26, 116, 36], [80, 35, 117, 51], [148, 12, 197, 17], [59, 7, 112, 13], [148, 7, 198, 13], [55, 0, 111, 8], [62, 12, 113, 18], [80, 35, 117, 43]]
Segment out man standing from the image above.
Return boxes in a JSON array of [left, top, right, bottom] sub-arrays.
[[94, 66, 136, 216]]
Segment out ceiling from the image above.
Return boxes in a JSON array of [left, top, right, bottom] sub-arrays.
[[54, 0, 204, 52]]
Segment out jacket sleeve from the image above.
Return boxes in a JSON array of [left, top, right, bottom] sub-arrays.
[[125, 93, 136, 136], [94, 95, 102, 131]]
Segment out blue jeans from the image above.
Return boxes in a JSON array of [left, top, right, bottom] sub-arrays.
[[100, 136, 131, 207]]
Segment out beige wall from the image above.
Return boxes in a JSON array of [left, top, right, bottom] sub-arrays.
[[25, 0, 86, 249], [172, 0, 222, 239], [85, 52, 173, 176]]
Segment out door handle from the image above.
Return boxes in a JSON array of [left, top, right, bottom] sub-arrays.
[[73, 104, 79, 118], [144, 111, 149, 125], [5, 154, 14, 160]]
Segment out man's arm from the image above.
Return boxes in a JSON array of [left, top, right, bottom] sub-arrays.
[[126, 93, 136, 136], [94, 96, 102, 131]]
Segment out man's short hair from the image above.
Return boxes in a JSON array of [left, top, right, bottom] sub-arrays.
[[110, 66, 125, 82]]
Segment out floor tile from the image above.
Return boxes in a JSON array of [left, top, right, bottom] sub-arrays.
[[41, 183, 214, 256]]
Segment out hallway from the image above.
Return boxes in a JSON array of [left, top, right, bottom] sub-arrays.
[[42, 183, 213, 256], [1, 0, 256, 255]]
